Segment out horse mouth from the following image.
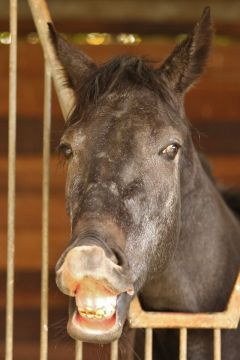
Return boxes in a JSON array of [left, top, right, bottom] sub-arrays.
[[73, 289, 117, 332], [67, 277, 133, 343]]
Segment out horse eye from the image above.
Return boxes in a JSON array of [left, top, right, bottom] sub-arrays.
[[161, 143, 180, 160], [58, 143, 73, 159]]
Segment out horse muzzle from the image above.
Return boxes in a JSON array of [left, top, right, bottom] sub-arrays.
[[56, 238, 134, 343]]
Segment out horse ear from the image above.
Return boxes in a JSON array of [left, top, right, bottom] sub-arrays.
[[158, 7, 213, 94], [48, 23, 96, 91]]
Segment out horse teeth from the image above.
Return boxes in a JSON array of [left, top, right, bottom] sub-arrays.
[[86, 306, 93, 312], [86, 313, 94, 319], [104, 305, 115, 316], [95, 313, 104, 319], [78, 305, 116, 320], [96, 308, 105, 316]]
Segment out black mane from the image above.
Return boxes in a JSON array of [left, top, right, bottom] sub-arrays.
[[67, 55, 173, 126]]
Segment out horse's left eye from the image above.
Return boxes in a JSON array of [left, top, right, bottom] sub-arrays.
[[58, 143, 73, 159], [161, 143, 180, 160]]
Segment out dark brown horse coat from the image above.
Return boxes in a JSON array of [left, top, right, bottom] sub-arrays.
[[51, 7, 240, 359]]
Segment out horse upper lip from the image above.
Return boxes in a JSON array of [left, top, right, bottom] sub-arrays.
[[56, 246, 134, 297]]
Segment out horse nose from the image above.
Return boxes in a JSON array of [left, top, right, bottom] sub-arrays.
[[68, 245, 110, 274], [56, 245, 134, 297]]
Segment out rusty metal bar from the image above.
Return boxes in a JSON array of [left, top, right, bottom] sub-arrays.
[[27, 0, 75, 120], [129, 273, 240, 329], [144, 328, 153, 360], [5, 0, 17, 359], [110, 340, 118, 360], [213, 329, 221, 360], [75, 341, 83, 360], [179, 328, 187, 360], [40, 61, 52, 360]]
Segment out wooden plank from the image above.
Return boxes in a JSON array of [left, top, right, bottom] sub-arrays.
[[0, 18, 238, 38], [0, 308, 110, 359], [1, 117, 240, 155], [0, 42, 240, 121], [0, 156, 67, 193], [0, 271, 67, 309], [209, 155, 240, 188], [1, 1, 240, 36]]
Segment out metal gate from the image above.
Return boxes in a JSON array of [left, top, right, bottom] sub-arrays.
[[3, 0, 240, 359]]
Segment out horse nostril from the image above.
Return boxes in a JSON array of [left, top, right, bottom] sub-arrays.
[[111, 248, 125, 267]]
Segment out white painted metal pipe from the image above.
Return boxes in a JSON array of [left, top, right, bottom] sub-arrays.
[[75, 341, 83, 360], [5, 0, 17, 359], [145, 328, 153, 360], [213, 329, 221, 360], [39, 61, 52, 360], [179, 328, 187, 360], [110, 340, 119, 360]]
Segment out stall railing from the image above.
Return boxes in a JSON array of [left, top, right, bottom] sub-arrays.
[[4, 0, 240, 359]]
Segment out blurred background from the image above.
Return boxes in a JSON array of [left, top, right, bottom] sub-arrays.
[[0, 0, 240, 359]]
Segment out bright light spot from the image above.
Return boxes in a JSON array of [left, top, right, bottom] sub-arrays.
[[86, 33, 112, 45], [117, 33, 141, 45], [0, 32, 11, 45]]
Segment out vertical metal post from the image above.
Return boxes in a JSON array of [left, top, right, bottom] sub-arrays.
[[40, 61, 52, 360], [75, 341, 83, 360], [110, 340, 118, 360], [145, 328, 153, 360], [213, 329, 221, 360], [5, 0, 17, 359], [179, 328, 187, 360]]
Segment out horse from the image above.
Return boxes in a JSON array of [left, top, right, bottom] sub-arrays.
[[50, 7, 240, 359]]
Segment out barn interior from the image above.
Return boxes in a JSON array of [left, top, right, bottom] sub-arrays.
[[0, 0, 240, 359]]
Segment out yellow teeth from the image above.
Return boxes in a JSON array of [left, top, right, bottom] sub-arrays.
[[78, 305, 115, 320], [96, 309, 105, 316]]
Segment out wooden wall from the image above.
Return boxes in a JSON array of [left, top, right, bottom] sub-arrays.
[[0, 37, 240, 359]]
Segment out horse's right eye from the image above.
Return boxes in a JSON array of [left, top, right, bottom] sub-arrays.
[[58, 143, 73, 159], [160, 143, 180, 160]]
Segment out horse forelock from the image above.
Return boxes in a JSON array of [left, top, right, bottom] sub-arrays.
[[66, 55, 178, 127]]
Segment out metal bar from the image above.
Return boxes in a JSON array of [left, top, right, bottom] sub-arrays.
[[179, 328, 187, 360], [144, 328, 153, 360], [110, 340, 118, 360], [129, 274, 240, 330], [75, 341, 83, 360], [5, 0, 17, 359], [213, 329, 221, 360], [39, 61, 52, 360], [27, 0, 75, 120]]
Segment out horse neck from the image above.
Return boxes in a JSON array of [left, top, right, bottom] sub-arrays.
[[140, 145, 240, 313]]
